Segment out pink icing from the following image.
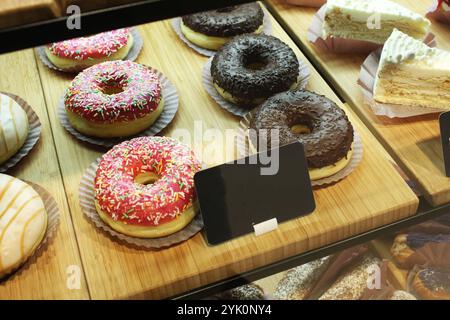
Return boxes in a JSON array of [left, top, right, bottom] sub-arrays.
[[65, 60, 161, 123], [94, 136, 201, 227], [48, 28, 130, 60]]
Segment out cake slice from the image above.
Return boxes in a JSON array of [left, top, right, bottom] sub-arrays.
[[374, 29, 450, 110], [323, 0, 430, 44]]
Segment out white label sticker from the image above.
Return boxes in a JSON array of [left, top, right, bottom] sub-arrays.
[[253, 218, 278, 236]]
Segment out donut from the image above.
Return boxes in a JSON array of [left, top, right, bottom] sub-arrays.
[[413, 268, 450, 300], [0, 93, 29, 165], [211, 34, 300, 107], [249, 90, 354, 180], [65, 60, 163, 138], [45, 28, 133, 71], [0, 174, 47, 279], [181, 3, 264, 50], [94, 136, 201, 238]]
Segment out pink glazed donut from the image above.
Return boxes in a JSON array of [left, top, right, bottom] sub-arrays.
[[94, 136, 202, 238], [64, 60, 164, 138], [45, 28, 134, 71]]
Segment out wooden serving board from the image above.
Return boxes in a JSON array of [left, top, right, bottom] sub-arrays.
[[33, 7, 418, 299], [0, 1, 61, 29], [0, 49, 88, 299], [265, 0, 450, 207]]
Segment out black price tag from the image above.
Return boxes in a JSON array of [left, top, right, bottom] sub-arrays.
[[440, 111, 450, 177], [194, 142, 315, 245]]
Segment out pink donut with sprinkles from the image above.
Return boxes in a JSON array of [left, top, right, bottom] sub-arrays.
[[45, 28, 134, 71], [65, 60, 164, 138], [94, 136, 201, 238]]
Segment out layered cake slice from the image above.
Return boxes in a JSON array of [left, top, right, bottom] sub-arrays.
[[374, 29, 450, 110], [323, 0, 430, 44]]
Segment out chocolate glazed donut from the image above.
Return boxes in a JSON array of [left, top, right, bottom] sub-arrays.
[[250, 90, 354, 170], [182, 3, 264, 37], [211, 34, 299, 107]]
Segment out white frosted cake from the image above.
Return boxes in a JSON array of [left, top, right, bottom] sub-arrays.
[[374, 29, 450, 110], [323, 0, 430, 44]]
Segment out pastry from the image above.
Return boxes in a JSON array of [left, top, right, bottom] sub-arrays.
[[391, 233, 450, 268], [413, 267, 450, 300], [0, 174, 47, 279], [390, 290, 417, 300], [249, 90, 354, 180], [0, 93, 29, 165], [181, 3, 264, 50], [211, 34, 299, 107], [274, 256, 332, 300], [374, 29, 450, 110], [319, 254, 381, 300], [46, 29, 133, 71], [220, 284, 265, 300], [65, 60, 164, 138], [323, 0, 430, 44], [94, 136, 201, 238]]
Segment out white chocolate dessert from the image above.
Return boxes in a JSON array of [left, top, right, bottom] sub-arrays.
[[323, 0, 430, 44], [374, 29, 450, 110], [0, 174, 47, 278], [0, 93, 29, 165]]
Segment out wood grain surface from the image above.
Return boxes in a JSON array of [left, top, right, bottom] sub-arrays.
[[265, 0, 450, 206], [33, 8, 418, 299], [0, 49, 88, 299], [0, 0, 61, 29]]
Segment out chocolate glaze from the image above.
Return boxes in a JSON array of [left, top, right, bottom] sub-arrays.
[[211, 34, 299, 107], [417, 268, 450, 293], [249, 90, 354, 168], [406, 233, 450, 249], [182, 3, 263, 37]]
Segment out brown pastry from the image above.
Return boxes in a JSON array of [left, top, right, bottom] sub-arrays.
[[319, 254, 381, 300], [413, 268, 450, 300], [274, 256, 332, 300], [220, 284, 265, 300], [391, 233, 450, 268]]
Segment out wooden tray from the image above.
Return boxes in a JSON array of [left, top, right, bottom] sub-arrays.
[[0, 1, 61, 29], [265, 0, 450, 207], [0, 49, 88, 299], [32, 8, 418, 299]]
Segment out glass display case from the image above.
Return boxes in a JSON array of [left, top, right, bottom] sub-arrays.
[[0, 0, 448, 300]]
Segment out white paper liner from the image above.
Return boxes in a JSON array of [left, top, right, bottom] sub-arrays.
[[0, 92, 41, 173], [36, 28, 143, 73], [58, 67, 179, 148], [427, 0, 450, 25], [171, 6, 273, 57], [284, 0, 326, 6], [203, 57, 310, 117], [79, 159, 204, 249], [1, 182, 60, 281], [357, 34, 446, 118], [236, 111, 363, 187]]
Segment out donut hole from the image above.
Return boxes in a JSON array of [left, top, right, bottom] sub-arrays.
[[100, 79, 125, 95], [290, 118, 313, 135], [135, 172, 160, 186], [243, 54, 268, 71]]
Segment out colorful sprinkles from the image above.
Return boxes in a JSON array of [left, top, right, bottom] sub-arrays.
[[64, 60, 162, 123], [94, 136, 201, 227], [48, 29, 130, 60]]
